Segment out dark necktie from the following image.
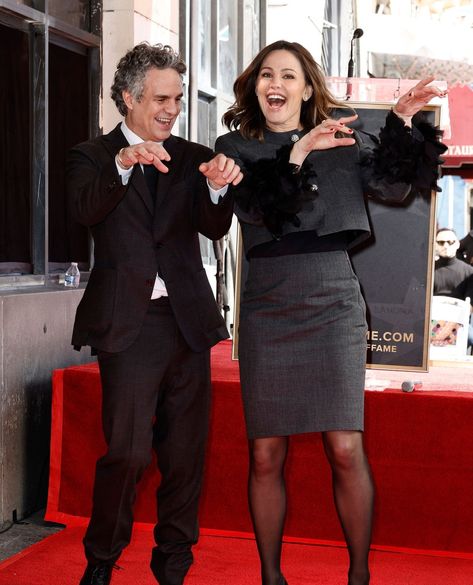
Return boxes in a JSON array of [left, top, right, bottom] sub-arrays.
[[143, 164, 159, 203]]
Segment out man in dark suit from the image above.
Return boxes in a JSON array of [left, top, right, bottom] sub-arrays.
[[67, 43, 242, 585]]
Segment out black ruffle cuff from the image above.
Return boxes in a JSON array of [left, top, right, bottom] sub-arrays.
[[365, 110, 447, 193]]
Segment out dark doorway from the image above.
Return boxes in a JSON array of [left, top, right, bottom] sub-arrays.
[[0, 23, 32, 273], [48, 42, 90, 270]]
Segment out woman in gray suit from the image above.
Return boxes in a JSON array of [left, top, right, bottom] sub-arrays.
[[215, 40, 446, 585]]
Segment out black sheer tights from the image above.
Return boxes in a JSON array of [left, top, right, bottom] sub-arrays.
[[248, 431, 373, 585], [323, 431, 374, 585], [248, 437, 288, 585]]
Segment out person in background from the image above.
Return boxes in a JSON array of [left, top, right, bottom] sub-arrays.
[[67, 43, 242, 585], [215, 40, 446, 585], [434, 227, 473, 295]]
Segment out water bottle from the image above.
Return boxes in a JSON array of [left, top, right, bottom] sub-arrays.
[[64, 262, 80, 288]]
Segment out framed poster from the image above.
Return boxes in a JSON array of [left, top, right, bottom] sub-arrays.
[[232, 103, 441, 371]]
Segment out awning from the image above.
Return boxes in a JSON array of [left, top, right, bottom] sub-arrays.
[[442, 83, 473, 173]]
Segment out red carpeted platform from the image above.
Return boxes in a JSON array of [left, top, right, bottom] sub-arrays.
[[1, 525, 473, 585], [46, 340, 473, 556]]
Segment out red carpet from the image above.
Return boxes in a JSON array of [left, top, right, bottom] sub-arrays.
[[1, 341, 470, 583], [1, 525, 472, 585], [46, 340, 473, 555]]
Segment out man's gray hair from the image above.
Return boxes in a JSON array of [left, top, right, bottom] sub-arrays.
[[111, 43, 186, 116]]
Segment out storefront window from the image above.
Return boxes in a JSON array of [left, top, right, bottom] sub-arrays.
[[0, 24, 31, 273], [199, 0, 212, 87], [218, 0, 238, 95], [48, 43, 90, 270], [0, 1, 99, 281], [245, 0, 260, 64]]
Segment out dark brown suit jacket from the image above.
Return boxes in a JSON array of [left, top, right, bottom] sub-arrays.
[[67, 124, 233, 353]]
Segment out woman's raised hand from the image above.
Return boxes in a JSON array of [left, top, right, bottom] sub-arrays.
[[290, 114, 358, 166], [394, 76, 447, 119]]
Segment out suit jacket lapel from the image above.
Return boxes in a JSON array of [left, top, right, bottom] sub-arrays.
[[130, 167, 154, 216], [156, 135, 185, 210], [103, 124, 155, 216]]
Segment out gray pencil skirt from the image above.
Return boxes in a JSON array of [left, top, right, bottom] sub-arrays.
[[238, 250, 368, 439]]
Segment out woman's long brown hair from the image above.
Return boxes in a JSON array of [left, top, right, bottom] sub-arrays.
[[222, 40, 348, 140]]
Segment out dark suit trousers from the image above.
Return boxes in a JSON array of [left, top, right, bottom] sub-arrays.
[[83, 298, 211, 584]]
